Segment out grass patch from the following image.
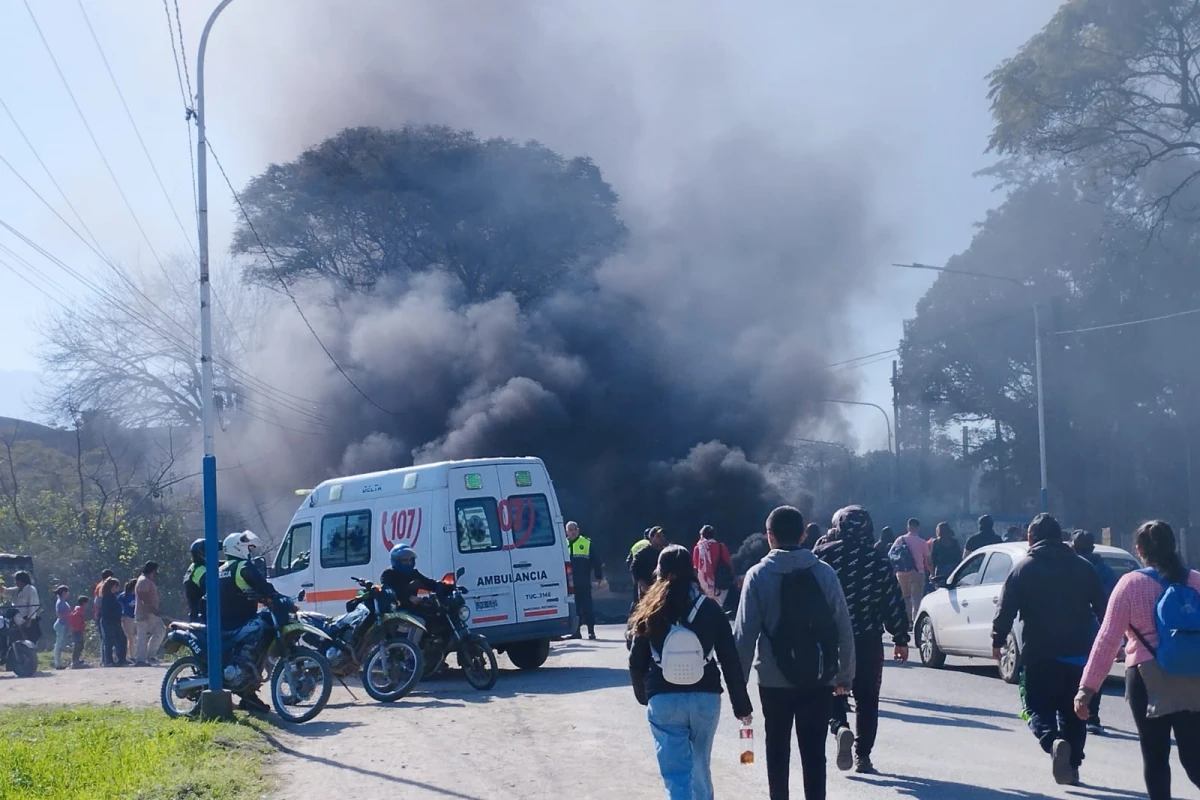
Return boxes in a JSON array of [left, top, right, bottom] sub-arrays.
[[0, 705, 272, 800]]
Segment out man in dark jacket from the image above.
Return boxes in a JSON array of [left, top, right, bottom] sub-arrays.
[[964, 514, 1001, 557], [630, 526, 666, 600], [814, 505, 910, 775], [992, 513, 1107, 787]]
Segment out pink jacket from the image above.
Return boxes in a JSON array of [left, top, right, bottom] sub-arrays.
[[895, 532, 933, 575], [1080, 568, 1200, 692]]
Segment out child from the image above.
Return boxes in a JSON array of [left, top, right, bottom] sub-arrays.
[[118, 580, 137, 657], [53, 585, 71, 670], [66, 596, 90, 668], [99, 578, 127, 666]]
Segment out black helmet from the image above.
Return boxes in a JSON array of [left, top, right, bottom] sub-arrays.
[[190, 538, 206, 558], [831, 505, 873, 541]]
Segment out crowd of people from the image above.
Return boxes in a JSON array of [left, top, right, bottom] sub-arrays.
[[1, 560, 171, 669], [623, 507, 1200, 800]]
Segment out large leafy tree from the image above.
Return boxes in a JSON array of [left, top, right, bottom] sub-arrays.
[[897, 166, 1200, 530], [988, 0, 1200, 216], [232, 126, 628, 303]]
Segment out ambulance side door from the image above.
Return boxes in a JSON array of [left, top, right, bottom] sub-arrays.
[[270, 519, 315, 602], [447, 466, 517, 629], [315, 507, 373, 616], [497, 465, 569, 624]]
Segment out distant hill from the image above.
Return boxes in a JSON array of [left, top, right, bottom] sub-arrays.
[[0, 415, 74, 453], [0, 370, 44, 421]]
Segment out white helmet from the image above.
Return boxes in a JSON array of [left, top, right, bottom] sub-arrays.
[[222, 530, 262, 560]]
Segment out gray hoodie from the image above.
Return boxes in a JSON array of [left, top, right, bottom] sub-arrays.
[[733, 547, 856, 689]]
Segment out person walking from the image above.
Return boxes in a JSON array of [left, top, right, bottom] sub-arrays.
[[964, 514, 1001, 558], [99, 577, 127, 666], [52, 585, 71, 670], [629, 545, 753, 800], [992, 513, 1107, 786], [134, 562, 165, 666], [1070, 530, 1117, 733], [92, 569, 114, 666], [566, 521, 603, 640], [1075, 520, 1200, 800], [734, 506, 855, 800], [66, 596, 90, 668], [813, 505, 910, 775], [889, 519, 932, 629], [801, 523, 822, 551], [118, 579, 137, 657], [874, 527, 896, 560], [929, 522, 963, 584], [1004, 525, 1024, 543], [632, 527, 667, 601], [693, 525, 734, 607]]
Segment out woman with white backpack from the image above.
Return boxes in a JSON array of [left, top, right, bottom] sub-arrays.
[[1075, 520, 1200, 800], [629, 544, 753, 800]]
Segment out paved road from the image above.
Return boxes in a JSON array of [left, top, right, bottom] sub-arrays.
[[1, 626, 1192, 799], [265, 626, 1194, 800]]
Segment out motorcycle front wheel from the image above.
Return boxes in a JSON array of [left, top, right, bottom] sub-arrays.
[[270, 649, 333, 723], [7, 642, 37, 677], [160, 656, 204, 718], [458, 635, 498, 691], [362, 639, 425, 702]]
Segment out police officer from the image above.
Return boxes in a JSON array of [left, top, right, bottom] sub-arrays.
[[218, 530, 280, 713], [184, 539, 207, 622], [566, 521, 603, 640]]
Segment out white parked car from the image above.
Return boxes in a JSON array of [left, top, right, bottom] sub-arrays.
[[914, 541, 1139, 683]]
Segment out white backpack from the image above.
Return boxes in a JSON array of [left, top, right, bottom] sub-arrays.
[[652, 594, 712, 685]]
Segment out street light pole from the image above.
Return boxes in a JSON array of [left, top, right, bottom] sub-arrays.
[[893, 262, 1049, 513], [821, 399, 895, 501], [196, 0, 237, 717]]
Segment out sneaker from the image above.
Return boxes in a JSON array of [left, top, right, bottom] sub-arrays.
[[1051, 739, 1074, 785], [237, 694, 270, 714], [588, 633, 597, 641], [1070, 768, 1080, 786], [854, 755, 877, 774], [1086, 719, 1103, 735], [133, 660, 149, 667], [836, 727, 855, 771], [54, 664, 66, 671], [568, 632, 582, 640]]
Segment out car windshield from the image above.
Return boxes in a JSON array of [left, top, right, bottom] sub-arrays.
[[1101, 554, 1139, 580]]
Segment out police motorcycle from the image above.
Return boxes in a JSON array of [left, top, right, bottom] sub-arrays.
[[297, 576, 424, 702], [160, 577, 334, 723], [0, 554, 38, 677], [403, 567, 498, 691]]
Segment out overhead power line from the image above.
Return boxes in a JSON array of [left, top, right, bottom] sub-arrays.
[[206, 137, 400, 416], [1052, 306, 1200, 335], [73, 0, 197, 260]]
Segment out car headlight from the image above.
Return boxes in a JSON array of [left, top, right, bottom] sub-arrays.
[[458, 606, 471, 621]]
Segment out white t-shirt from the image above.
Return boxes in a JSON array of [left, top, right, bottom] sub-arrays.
[[7, 584, 40, 625]]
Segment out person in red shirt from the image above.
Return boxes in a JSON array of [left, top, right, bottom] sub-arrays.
[[692, 525, 734, 605], [66, 596, 90, 669]]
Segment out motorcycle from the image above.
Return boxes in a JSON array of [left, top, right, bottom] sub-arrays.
[[402, 568, 498, 691], [159, 593, 334, 723], [0, 606, 37, 677], [298, 576, 424, 702]]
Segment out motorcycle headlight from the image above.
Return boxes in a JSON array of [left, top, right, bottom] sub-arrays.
[[458, 606, 471, 621]]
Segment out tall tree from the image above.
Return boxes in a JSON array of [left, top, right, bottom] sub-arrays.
[[232, 125, 628, 303], [988, 0, 1200, 216]]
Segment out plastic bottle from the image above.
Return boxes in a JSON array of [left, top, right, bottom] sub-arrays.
[[739, 722, 754, 765]]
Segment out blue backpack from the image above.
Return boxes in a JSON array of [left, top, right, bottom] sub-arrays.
[[1136, 568, 1200, 677], [888, 537, 917, 573]]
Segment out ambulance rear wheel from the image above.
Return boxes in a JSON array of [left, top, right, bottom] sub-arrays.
[[506, 638, 550, 671]]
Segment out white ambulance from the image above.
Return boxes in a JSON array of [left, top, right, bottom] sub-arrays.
[[268, 457, 576, 670]]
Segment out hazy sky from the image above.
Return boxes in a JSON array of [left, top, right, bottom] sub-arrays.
[[0, 0, 1060, 449]]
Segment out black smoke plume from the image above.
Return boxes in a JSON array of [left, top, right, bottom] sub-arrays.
[[217, 1, 890, 559]]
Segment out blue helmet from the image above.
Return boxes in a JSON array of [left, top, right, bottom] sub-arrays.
[[390, 543, 417, 572]]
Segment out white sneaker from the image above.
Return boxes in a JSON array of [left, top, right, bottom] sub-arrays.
[[836, 727, 855, 772]]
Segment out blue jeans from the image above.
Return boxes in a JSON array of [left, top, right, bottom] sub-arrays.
[[647, 692, 721, 800], [53, 619, 68, 668]]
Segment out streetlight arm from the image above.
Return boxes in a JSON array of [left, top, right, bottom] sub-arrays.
[[893, 262, 1025, 288]]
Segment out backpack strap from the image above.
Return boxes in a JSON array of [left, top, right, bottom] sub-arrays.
[[686, 593, 705, 625], [1130, 624, 1157, 657]]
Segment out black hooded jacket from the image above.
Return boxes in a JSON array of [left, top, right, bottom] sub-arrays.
[[991, 539, 1107, 663], [814, 529, 910, 646]]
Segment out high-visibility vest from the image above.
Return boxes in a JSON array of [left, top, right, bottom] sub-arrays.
[[570, 536, 592, 559], [185, 563, 206, 587], [630, 539, 650, 558]]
